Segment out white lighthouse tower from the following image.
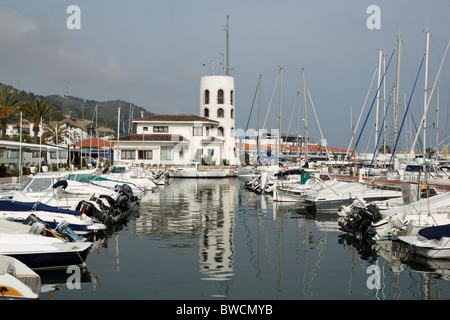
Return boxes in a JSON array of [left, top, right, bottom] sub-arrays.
[[200, 75, 237, 165], [199, 16, 237, 165]]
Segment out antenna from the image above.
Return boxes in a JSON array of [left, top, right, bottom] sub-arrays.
[[225, 15, 230, 76], [65, 81, 71, 97]]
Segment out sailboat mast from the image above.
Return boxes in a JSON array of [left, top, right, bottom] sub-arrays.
[[258, 74, 262, 164], [117, 107, 120, 165], [436, 82, 440, 151], [423, 31, 430, 170], [279, 67, 283, 158], [394, 38, 402, 143], [383, 54, 387, 158], [297, 91, 300, 163], [302, 68, 308, 163], [375, 50, 382, 150]]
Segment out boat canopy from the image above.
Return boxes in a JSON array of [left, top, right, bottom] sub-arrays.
[[419, 224, 450, 240]]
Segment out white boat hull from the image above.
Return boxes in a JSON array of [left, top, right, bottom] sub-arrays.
[[0, 255, 40, 299], [399, 235, 450, 259]]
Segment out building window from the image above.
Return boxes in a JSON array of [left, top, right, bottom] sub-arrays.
[[153, 126, 168, 133], [193, 127, 203, 136], [207, 149, 214, 156], [143, 127, 148, 131], [230, 90, 234, 105], [231, 109, 234, 119], [217, 89, 224, 104], [204, 90, 210, 105], [161, 146, 173, 161], [204, 108, 209, 118], [206, 127, 210, 136], [138, 150, 153, 160], [121, 150, 136, 160], [217, 108, 224, 118], [218, 127, 224, 137]]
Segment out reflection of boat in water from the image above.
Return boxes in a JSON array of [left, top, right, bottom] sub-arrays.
[[38, 267, 96, 298], [168, 162, 229, 178]]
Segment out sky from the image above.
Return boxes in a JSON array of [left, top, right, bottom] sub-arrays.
[[0, 0, 449, 152]]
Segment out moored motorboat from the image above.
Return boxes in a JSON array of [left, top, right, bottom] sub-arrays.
[[0, 199, 106, 234], [0, 219, 92, 270], [399, 224, 450, 259], [168, 162, 229, 178], [0, 254, 41, 299], [305, 181, 403, 212], [274, 173, 339, 202]]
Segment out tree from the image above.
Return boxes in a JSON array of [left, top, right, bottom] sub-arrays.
[[18, 98, 55, 143], [42, 123, 70, 145], [0, 86, 22, 140]]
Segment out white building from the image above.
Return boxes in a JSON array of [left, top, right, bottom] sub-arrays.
[[5, 125, 18, 137], [115, 75, 238, 166], [200, 75, 237, 165]]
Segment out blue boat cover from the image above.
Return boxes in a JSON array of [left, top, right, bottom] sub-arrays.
[[0, 200, 82, 216], [418, 224, 450, 240], [52, 180, 68, 189]]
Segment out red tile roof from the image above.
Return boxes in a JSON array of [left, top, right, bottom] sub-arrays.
[[118, 134, 189, 142], [71, 138, 113, 148], [134, 114, 219, 123]]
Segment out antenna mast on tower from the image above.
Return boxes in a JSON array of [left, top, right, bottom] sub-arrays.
[[225, 15, 230, 76]]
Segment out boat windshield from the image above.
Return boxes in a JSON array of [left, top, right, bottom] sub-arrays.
[[185, 163, 197, 169], [111, 166, 128, 174], [67, 173, 92, 183], [19, 177, 53, 192]]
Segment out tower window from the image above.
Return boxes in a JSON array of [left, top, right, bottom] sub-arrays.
[[204, 90, 210, 105], [217, 108, 224, 118], [217, 89, 224, 104], [204, 108, 209, 118], [230, 90, 234, 105], [218, 127, 224, 137], [231, 109, 234, 119]]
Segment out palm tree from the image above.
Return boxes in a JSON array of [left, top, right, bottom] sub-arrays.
[[42, 123, 70, 145], [0, 86, 22, 140], [18, 98, 54, 143]]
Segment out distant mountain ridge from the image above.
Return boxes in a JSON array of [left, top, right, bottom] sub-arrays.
[[46, 94, 153, 133], [1, 82, 153, 134]]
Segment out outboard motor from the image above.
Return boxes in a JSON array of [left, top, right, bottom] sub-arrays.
[[76, 200, 111, 224], [338, 204, 382, 237], [115, 184, 135, 211], [23, 214, 49, 236], [55, 220, 86, 242]]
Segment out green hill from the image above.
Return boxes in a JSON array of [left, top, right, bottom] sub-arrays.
[[1, 83, 153, 135], [46, 94, 153, 134]]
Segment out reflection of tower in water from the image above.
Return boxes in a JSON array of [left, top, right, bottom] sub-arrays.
[[198, 180, 237, 281], [134, 179, 238, 282]]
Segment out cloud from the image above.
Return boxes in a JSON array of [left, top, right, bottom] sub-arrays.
[[0, 4, 132, 97]]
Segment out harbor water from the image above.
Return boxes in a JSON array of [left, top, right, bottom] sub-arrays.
[[37, 178, 450, 300]]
